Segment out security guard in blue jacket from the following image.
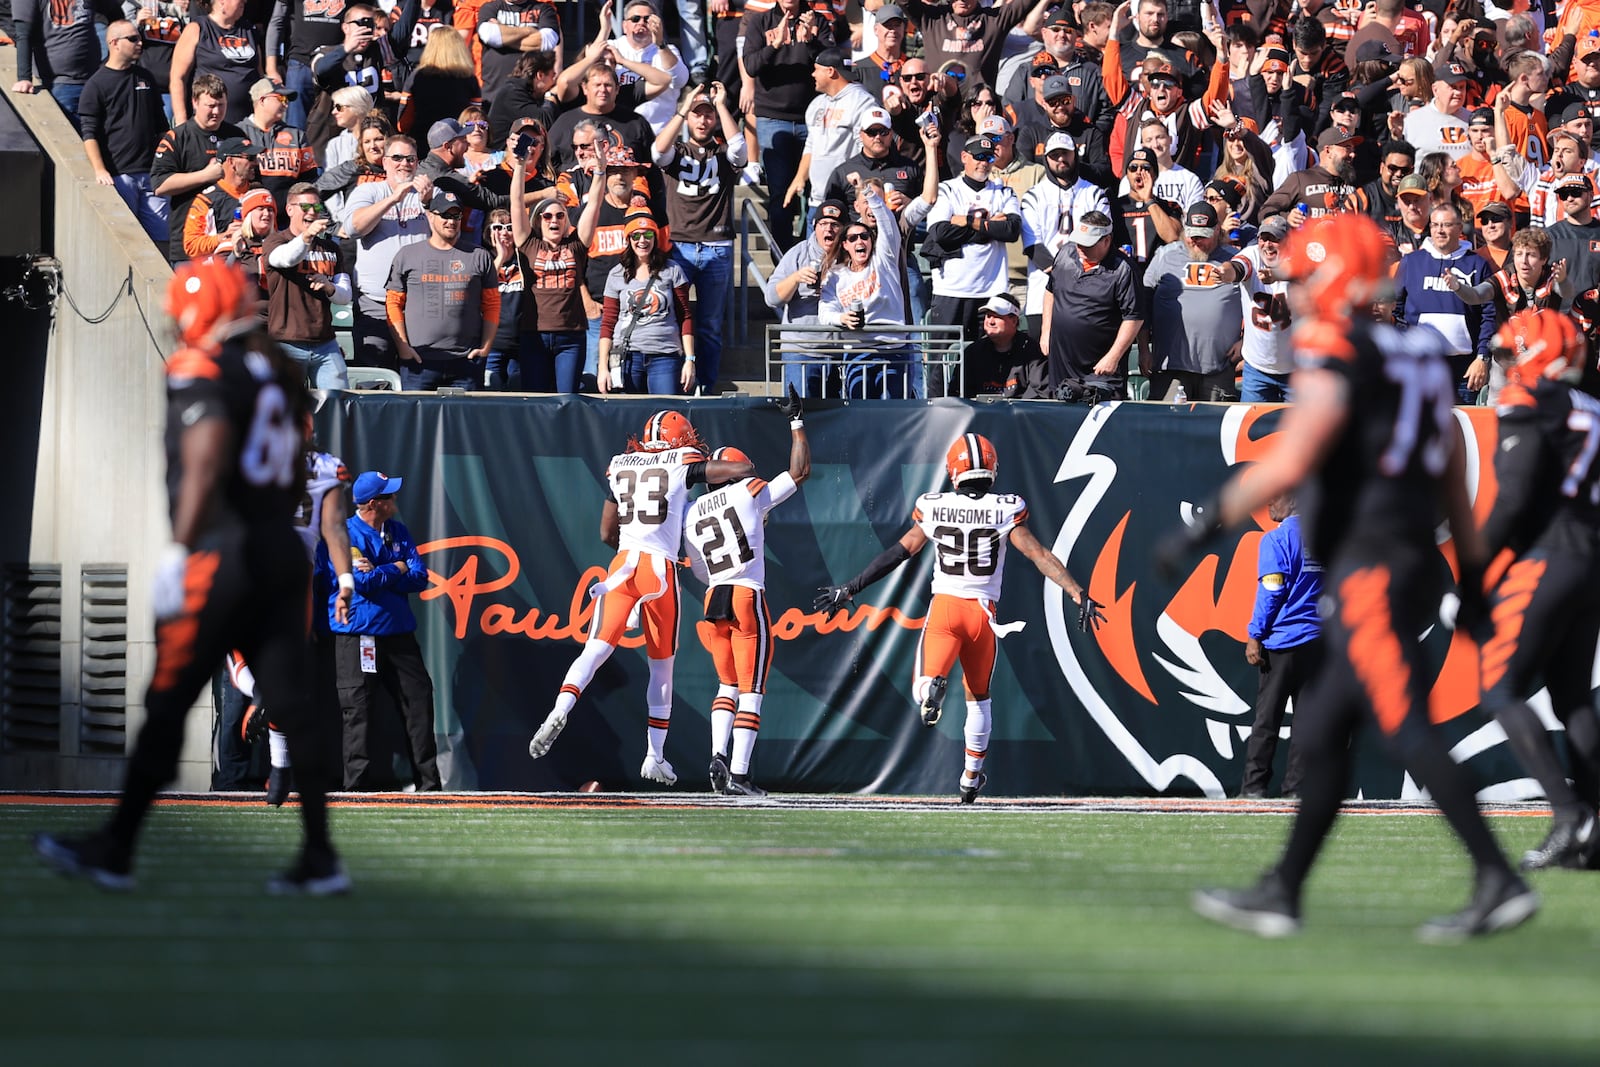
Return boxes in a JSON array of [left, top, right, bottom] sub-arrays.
[[322, 470, 440, 791], [1239, 491, 1324, 799]]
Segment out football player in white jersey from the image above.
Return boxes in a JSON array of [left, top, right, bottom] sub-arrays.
[[684, 387, 809, 797], [815, 433, 1102, 802], [239, 428, 355, 805], [529, 410, 755, 785]]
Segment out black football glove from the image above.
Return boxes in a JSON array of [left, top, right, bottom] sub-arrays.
[[1154, 497, 1224, 581], [1076, 595, 1105, 633], [779, 383, 803, 421], [814, 584, 853, 614]]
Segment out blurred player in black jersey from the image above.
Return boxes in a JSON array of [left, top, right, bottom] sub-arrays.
[[1168, 213, 1537, 943], [1475, 309, 1600, 871], [35, 258, 347, 896]]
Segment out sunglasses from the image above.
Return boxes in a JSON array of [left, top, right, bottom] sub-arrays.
[[624, 13, 650, 22], [435, 211, 464, 221], [862, 127, 892, 137], [844, 233, 872, 243], [629, 232, 656, 241], [293, 202, 323, 213], [1127, 164, 1153, 173], [540, 210, 567, 220], [464, 121, 489, 132], [111, 34, 142, 43], [1032, 67, 1059, 77], [573, 142, 597, 152], [945, 70, 967, 81], [490, 223, 512, 232], [969, 152, 995, 162], [1559, 188, 1590, 198], [1395, 76, 1416, 85], [387, 153, 418, 163], [899, 72, 929, 82]]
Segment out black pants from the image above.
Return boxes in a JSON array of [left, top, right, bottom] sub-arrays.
[[109, 521, 332, 856], [1273, 545, 1513, 896], [1479, 544, 1600, 818], [334, 630, 440, 790], [1240, 638, 1322, 796]]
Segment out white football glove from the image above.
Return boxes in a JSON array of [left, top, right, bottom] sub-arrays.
[[152, 542, 190, 622]]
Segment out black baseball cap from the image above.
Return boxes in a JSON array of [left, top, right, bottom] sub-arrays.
[[1184, 201, 1219, 236], [815, 199, 848, 223]]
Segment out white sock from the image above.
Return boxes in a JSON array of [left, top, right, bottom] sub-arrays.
[[962, 699, 992, 781], [556, 639, 616, 713], [731, 693, 763, 776], [645, 658, 675, 761], [711, 684, 738, 757], [268, 727, 290, 769], [913, 675, 935, 705]]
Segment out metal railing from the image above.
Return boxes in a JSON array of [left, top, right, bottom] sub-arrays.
[[736, 196, 777, 348], [765, 323, 965, 399]]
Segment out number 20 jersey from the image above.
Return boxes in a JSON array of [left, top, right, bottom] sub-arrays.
[[683, 473, 799, 590], [912, 491, 1029, 603], [605, 446, 706, 558]]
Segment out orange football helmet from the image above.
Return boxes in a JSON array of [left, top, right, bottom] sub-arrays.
[[712, 446, 751, 465], [639, 410, 699, 452], [165, 256, 256, 346], [1497, 309, 1585, 386], [947, 433, 998, 488], [1280, 212, 1391, 315]]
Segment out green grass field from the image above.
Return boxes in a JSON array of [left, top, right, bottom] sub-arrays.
[[3, 799, 1597, 1065]]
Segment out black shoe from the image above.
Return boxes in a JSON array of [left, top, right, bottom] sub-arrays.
[[266, 766, 292, 808], [1415, 870, 1539, 944], [959, 772, 987, 804], [725, 774, 767, 798], [1522, 811, 1597, 870], [708, 753, 731, 795], [1238, 788, 1266, 800], [1192, 869, 1301, 938], [267, 850, 352, 897], [920, 676, 947, 727], [240, 704, 268, 744], [33, 832, 135, 892]]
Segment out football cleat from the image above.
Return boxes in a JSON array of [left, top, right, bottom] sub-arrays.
[[708, 753, 731, 795], [240, 704, 268, 745], [267, 851, 352, 897], [1192, 870, 1301, 938], [34, 832, 136, 892], [266, 766, 292, 808], [1415, 871, 1539, 944], [959, 772, 987, 804], [725, 774, 767, 797], [528, 709, 569, 759], [641, 754, 678, 785], [920, 676, 947, 727], [1520, 811, 1596, 871]]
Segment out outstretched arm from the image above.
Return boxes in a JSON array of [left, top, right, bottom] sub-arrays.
[[779, 383, 811, 485], [815, 526, 928, 612], [1008, 523, 1084, 603]]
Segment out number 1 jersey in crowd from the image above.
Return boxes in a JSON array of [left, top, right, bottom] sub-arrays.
[[684, 474, 799, 590], [606, 446, 707, 557], [912, 492, 1029, 603]]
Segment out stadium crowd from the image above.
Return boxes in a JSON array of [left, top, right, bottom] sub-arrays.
[[12, 0, 1600, 400]]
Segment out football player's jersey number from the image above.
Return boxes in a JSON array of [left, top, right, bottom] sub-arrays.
[[932, 525, 1000, 577], [240, 384, 299, 488], [693, 507, 756, 577], [1563, 391, 1600, 503], [615, 467, 670, 525]]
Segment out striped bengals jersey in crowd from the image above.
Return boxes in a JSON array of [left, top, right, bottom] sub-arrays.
[[684, 473, 798, 590], [912, 491, 1029, 604], [606, 445, 707, 558]]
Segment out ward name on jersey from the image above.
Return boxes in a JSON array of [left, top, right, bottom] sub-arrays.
[[912, 490, 1029, 604], [684, 473, 798, 589], [605, 445, 707, 558]]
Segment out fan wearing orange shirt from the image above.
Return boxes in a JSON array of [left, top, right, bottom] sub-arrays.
[[1455, 108, 1520, 219]]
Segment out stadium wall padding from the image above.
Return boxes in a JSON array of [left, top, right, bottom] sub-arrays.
[[319, 395, 1548, 799]]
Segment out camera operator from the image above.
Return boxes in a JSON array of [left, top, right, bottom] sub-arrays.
[[264, 183, 353, 390]]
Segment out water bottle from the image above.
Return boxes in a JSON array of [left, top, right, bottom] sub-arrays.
[[1120, 243, 1133, 259], [1228, 228, 1241, 243]]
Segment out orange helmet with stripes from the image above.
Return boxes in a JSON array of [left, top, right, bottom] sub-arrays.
[[947, 433, 998, 488], [1497, 309, 1585, 386], [165, 256, 256, 346], [712, 445, 751, 466], [1281, 212, 1390, 316], [639, 410, 698, 452]]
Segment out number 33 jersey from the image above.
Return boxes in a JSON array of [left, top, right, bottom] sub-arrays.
[[683, 473, 799, 590], [606, 446, 707, 558], [912, 491, 1029, 603]]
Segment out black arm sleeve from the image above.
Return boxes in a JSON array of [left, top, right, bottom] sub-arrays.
[[846, 541, 912, 596], [685, 461, 708, 487]]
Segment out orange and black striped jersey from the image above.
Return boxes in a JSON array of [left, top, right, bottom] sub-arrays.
[[1297, 318, 1458, 562], [165, 338, 309, 529], [1484, 378, 1600, 558]]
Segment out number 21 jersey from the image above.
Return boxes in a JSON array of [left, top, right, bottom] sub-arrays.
[[912, 491, 1029, 603], [606, 446, 706, 557], [683, 474, 799, 590]]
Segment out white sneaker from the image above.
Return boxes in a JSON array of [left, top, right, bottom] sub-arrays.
[[528, 709, 568, 759], [640, 754, 678, 785]]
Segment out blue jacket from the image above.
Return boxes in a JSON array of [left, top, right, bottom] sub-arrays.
[[1393, 242, 1497, 357], [1248, 514, 1323, 650], [321, 515, 429, 635]]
